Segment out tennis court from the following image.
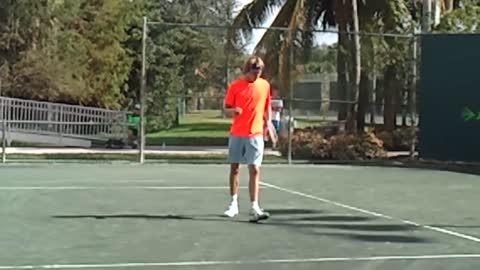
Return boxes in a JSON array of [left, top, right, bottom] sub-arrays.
[[1, 163, 480, 269]]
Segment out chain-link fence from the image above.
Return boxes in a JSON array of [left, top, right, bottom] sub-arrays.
[[1, 21, 421, 164], [133, 21, 420, 163], [282, 31, 419, 162]]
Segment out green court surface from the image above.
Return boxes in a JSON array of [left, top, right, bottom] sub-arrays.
[[1, 163, 480, 269]]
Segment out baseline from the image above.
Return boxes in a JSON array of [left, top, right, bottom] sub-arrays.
[[0, 254, 479, 269]]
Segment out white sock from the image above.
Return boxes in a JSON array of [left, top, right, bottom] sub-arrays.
[[231, 194, 238, 204], [252, 201, 260, 210]]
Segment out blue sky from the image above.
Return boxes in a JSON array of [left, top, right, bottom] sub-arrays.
[[235, 0, 338, 52]]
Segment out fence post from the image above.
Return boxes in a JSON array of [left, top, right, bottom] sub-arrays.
[[422, 0, 432, 32], [2, 118, 6, 164], [58, 105, 64, 145], [287, 32, 295, 165], [409, 33, 418, 159], [1, 98, 5, 163], [139, 16, 148, 164]]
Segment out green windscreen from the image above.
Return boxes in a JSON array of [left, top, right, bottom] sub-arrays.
[[419, 34, 480, 162]]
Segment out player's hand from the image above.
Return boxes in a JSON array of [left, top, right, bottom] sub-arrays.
[[265, 120, 278, 145], [225, 107, 242, 117], [234, 107, 242, 115]]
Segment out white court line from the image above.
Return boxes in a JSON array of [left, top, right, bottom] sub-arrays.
[[0, 254, 479, 269], [261, 182, 480, 243], [0, 186, 250, 190], [8, 180, 167, 184]]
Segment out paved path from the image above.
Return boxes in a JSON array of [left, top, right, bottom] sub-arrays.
[[4, 146, 413, 159], [4, 146, 283, 156]]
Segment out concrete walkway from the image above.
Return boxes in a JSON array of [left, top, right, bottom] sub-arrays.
[[4, 146, 412, 159], [4, 146, 283, 156]]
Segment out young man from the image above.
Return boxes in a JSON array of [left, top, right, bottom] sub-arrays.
[[223, 56, 272, 222]]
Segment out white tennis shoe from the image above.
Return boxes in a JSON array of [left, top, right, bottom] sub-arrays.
[[223, 203, 239, 217]]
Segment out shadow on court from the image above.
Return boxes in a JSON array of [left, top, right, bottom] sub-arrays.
[[52, 208, 433, 244], [51, 208, 324, 221], [321, 233, 431, 243], [52, 214, 196, 220]]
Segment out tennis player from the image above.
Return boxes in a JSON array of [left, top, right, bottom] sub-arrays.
[[223, 55, 273, 222]]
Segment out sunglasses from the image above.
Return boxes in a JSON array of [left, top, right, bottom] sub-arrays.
[[250, 63, 263, 73]]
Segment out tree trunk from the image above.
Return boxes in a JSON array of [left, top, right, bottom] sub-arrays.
[[357, 71, 369, 132], [278, 34, 293, 116], [348, 0, 361, 133], [336, 0, 349, 121], [409, 33, 418, 127], [402, 99, 407, 126], [407, 85, 415, 125], [375, 78, 383, 118], [394, 85, 407, 125], [444, 0, 454, 12], [369, 73, 376, 124], [368, 39, 377, 125], [383, 65, 396, 131]]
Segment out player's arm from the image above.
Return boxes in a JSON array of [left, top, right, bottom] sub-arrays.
[[263, 87, 278, 144], [224, 84, 242, 117], [264, 86, 272, 123]]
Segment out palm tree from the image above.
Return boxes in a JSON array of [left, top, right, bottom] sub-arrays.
[[350, 0, 361, 132], [228, 0, 414, 133], [227, 0, 336, 95]]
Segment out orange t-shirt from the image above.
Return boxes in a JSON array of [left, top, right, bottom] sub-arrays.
[[224, 77, 271, 137]]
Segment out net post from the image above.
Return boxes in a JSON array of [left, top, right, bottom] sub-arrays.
[[139, 16, 148, 164]]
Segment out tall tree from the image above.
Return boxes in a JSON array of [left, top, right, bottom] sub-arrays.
[[229, 0, 336, 96], [124, 0, 242, 131], [350, 0, 361, 132], [435, 0, 480, 31], [229, 0, 406, 132], [0, 0, 140, 108]]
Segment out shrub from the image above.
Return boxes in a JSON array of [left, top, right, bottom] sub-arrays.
[[278, 129, 330, 159], [376, 127, 417, 151], [330, 133, 386, 160], [278, 129, 387, 160]]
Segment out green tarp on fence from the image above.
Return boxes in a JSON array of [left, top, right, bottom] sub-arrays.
[[419, 34, 480, 162]]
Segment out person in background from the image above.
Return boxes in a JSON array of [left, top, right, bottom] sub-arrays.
[[127, 104, 140, 149], [270, 87, 283, 134]]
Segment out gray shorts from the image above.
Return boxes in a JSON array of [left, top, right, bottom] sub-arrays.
[[228, 135, 264, 166]]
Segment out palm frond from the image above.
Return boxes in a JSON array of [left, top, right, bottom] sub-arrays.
[[277, 0, 308, 94], [251, 0, 296, 79], [297, 0, 336, 62], [253, 0, 296, 52], [228, 0, 338, 89], [358, 0, 388, 20], [227, 0, 285, 49], [319, 0, 336, 29]]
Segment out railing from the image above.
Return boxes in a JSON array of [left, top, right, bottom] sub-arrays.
[[0, 96, 129, 141]]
